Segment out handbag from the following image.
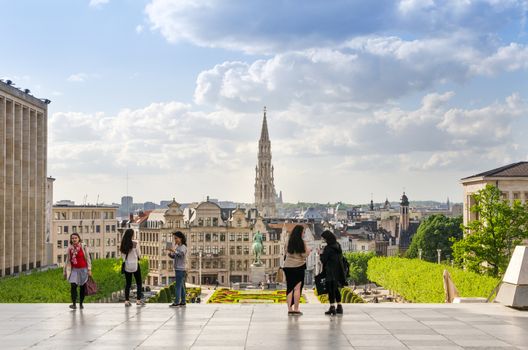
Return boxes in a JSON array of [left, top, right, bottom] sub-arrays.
[[275, 267, 285, 283], [85, 276, 98, 296], [121, 252, 129, 274], [314, 272, 328, 295]]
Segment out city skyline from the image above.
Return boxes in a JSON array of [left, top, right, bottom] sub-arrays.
[[2, 1, 528, 204]]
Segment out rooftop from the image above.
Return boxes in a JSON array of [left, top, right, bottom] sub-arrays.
[[461, 161, 528, 181], [1, 303, 526, 349]]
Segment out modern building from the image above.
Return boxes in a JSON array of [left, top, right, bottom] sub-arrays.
[[0, 80, 49, 276], [254, 107, 277, 218], [460, 162, 528, 227], [51, 204, 119, 265]]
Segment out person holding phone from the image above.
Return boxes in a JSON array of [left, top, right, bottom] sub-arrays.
[[168, 231, 187, 307]]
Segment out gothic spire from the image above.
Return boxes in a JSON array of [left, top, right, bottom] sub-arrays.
[[260, 106, 269, 142]]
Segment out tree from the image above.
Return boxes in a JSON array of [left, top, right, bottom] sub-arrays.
[[451, 184, 528, 277], [406, 214, 463, 262], [344, 251, 376, 285]]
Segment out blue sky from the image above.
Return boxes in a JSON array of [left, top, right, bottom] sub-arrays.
[[2, 0, 528, 205]]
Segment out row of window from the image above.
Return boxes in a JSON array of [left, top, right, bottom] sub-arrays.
[[56, 251, 116, 264], [54, 211, 115, 220], [57, 238, 116, 249], [56, 224, 116, 235]]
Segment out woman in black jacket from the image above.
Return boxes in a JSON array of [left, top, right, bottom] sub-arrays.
[[320, 230, 346, 315]]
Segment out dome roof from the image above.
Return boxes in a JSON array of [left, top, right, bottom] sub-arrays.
[[400, 192, 409, 206]]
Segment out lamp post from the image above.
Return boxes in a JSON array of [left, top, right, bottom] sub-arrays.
[[418, 248, 422, 260], [199, 249, 203, 289], [437, 249, 442, 264]]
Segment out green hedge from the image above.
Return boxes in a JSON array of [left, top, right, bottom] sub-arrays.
[[314, 287, 364, 303], [367, 257, 500, 303], [0, 258, 148, 303], [148, 284, 201, 303]]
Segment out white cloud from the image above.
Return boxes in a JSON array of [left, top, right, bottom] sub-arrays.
[[136, 25, 144, 34], [145, 0, 527, 54], [67, 73, 100, 83], [89, 0, 109, 8], [193, 36, 528, 111]]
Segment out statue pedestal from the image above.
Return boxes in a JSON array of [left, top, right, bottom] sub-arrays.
[[249, 264, 266, 285]]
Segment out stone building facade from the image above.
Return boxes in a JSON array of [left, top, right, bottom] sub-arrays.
[[137, 199, 284, 286], [0, 81, 49, 276], [460, 162, 528, 227], [51, 205, 119, 265]]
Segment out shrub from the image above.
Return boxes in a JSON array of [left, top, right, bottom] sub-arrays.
[[367, 257, 500, 303], [0, 258, 148, 303]]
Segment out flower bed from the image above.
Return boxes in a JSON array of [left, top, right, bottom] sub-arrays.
[[208, 289, 306, 304]]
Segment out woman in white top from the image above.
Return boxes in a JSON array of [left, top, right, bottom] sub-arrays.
[[283, 225, 309, 315], [120, 228, 144, 306]]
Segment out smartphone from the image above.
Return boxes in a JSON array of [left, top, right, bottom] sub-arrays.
[[165, 242, 173, 250]]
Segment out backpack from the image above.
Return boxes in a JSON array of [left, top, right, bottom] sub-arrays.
[[341, 255, 350, 282]]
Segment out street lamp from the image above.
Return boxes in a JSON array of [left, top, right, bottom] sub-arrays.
[[437, 249, 442, 264], [199, 249, 203, 289], [418, 248, 422, 260]]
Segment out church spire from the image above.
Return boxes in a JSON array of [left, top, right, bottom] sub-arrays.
[[254, 107, 276, 218], [260, 106, 269, 141]]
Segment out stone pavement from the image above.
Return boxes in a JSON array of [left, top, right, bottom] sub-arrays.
[[0, 303, 527, 349]]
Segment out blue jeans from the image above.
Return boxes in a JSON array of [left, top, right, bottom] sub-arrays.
[[174, 270, 186, 305]]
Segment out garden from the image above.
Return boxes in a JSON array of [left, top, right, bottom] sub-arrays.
[[367, 256, 500, 303], [208, 288, 306, 303], [0, 258, 149, 303]]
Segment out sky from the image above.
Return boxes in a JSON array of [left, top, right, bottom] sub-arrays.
[[2, 0, 528, 205]]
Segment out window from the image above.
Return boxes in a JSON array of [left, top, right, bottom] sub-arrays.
[[229, 233, 235, 241], [61, 212, 67, 220], [198, 233, 204, 242], [97, 239, 101, 247], [230, 261, 235, 270], [191, 261, 197, 269], [54, 212, 60, 220], [205, 218, 211, 226], [64, 226, 69, 233], [237, 234, 242, 241], [63, 240, 68, 247], [213, 233, 218, 242], [72, 226, 77, 233], [198, 218, 204, 226], [106, 225, 110, 233], [243, 233, 249, 241], [191, 234, 196, 242], [220, 234, 225, 242], [212, 218, 218, 226], [79, 226, 83, 234], [57, 226, 62, 234], [243, 246, 249, 255], [111, 225, 116, 232], [84, 225, 89, 233], [57, 240, 62, 248], [236, 246, 242, 255], [96, 225, 100, 233], [107, 238, 111, 246], [205, 233, 211, 242]]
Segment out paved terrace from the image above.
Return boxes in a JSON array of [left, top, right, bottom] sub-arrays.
[[0, 303, 527, 349]]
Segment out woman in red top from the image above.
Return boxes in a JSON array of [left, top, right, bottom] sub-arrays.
[[63, 233, 92, 309]]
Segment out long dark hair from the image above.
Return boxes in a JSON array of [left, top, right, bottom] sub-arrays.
[[287, 225, 306, 254], [321, 230, 337, 245], [120, 228, 134, 254], [173, 231, 187, 246], [69, 233, 82, 245]]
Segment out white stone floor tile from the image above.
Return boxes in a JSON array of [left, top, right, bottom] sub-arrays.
[[0, 303, 526, 349]]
